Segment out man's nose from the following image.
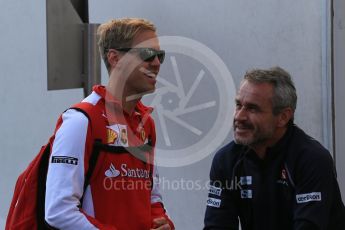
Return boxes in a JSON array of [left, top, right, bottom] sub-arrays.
[[234, 107, 247, 121], [150, 55, 161, 66]]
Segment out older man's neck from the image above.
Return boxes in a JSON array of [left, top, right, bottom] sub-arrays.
[[251, 127, 288, 159]]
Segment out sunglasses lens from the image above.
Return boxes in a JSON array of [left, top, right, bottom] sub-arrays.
[[140, 49, 155, 62], [139, 49, 165, 64], [157, 52, 165, 63]]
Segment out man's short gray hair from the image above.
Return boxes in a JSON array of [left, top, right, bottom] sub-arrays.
[[243, 66, 297, 115]]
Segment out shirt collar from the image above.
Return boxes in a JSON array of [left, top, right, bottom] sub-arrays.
[[246, 122, 295, 162], [266, 122, 294, 156]]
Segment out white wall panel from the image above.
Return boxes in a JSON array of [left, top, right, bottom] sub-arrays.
[[0, 0, 331, 229]]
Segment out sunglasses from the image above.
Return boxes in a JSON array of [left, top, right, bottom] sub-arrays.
[[112, 47, 165, 64]]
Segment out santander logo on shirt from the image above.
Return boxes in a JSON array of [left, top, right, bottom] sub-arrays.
[[105, 164, 121, 177], [105, 163, 150, 179]]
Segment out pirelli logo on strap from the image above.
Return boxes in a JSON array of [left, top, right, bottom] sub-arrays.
[[52, 156, 78, 165], [296, 192, 321, 204]]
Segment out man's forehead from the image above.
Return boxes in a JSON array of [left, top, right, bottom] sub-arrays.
[[236, 81, 274, 103], [132, 30, 159, 48]]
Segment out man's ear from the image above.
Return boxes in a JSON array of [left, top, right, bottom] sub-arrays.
[[107, 50, 120, 69], [277, 107, 293, 127]]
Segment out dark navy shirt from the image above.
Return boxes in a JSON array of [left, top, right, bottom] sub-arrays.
[[204, 124, 345, 230]]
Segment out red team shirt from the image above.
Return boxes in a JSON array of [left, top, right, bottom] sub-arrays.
[[45, 85, 172, 230]]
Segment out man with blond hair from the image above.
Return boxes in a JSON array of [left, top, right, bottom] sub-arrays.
[[45, 18, 174, 230]]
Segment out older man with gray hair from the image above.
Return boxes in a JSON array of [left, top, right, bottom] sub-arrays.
[[204, 66, 345, 230]]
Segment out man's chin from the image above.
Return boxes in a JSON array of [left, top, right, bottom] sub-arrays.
[[125, 88, 156, 101], [234, 136, 253, 146], [141, 87, 155, 95]]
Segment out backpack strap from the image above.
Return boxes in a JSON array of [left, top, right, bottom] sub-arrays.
[[37, 143, 54, 230], [70, 103, 106, 141], [69, 104, 106, 206]]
